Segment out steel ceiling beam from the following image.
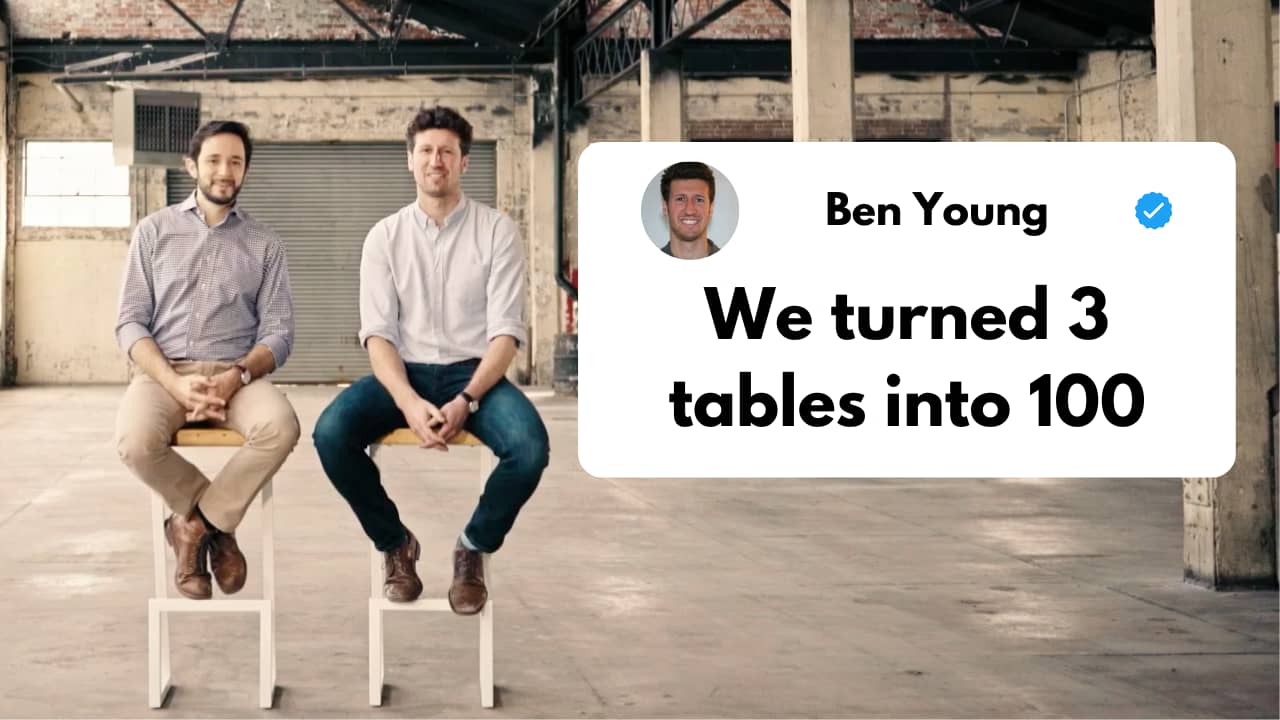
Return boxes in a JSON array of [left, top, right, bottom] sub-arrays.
[[571, 0, 751, 110], [53, 62, 543, 85], [402, 0, 528, 49], [332, 0, 381, 41], [159, 0, 211, 43], [20, 39, 541, 77]]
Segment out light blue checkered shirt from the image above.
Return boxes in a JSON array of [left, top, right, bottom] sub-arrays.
[[115, 192, 294, 369]]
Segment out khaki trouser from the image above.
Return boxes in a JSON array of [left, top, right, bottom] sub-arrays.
[[115, 361, 300, 531]]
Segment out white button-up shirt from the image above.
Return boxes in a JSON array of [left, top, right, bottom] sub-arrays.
[[358, 195, 527, 364]]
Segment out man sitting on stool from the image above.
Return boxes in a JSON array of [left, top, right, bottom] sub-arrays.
[[313, 106, 550, 614], [114, 120, 300, 600]]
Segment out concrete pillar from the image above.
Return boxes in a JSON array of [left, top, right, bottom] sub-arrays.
[[640, 50, 683, 141], [791, 0, 854, 141], [528, 103, 559, 386], [1, 16, 11, 386], [1156, 1, 1278, 588]]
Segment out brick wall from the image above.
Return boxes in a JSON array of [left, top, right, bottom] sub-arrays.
[[9, 0, 449, 40], [590, 0, 976, 39], [687, 118, 793, 139], [688, 117, 947, 140], [691, 0, 975, 39], [19, 0, 979, 43]]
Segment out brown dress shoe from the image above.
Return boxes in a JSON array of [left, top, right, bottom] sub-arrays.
[[383, 529, 423, 603], [208, 531, 247, 595], [163, 511, 211, 600], [448, 544, 487, 615]]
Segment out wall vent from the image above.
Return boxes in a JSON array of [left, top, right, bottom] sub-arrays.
[[112, 89, 200, 167]]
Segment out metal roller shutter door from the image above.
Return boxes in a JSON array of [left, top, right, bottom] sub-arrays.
[[168, 141, 497, 383]]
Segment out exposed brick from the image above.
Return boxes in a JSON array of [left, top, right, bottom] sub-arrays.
[[10, 0, 455, 40], [589, 0, 977, 40], [688, 116, 949, 140], [18, 0, 980, 43]]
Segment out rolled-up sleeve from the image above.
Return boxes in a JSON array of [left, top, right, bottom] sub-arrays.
[[358, 223, 402, 350], [115, 219, 157, 357], [486, 215, 527, 348], [254, 235, 295, 370]]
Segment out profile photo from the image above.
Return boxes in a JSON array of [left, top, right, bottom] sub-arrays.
[[640, 161, 739, 260]]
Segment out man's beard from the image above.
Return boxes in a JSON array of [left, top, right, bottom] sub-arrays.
[[199, 176, 241, 206], [419, 174, 454, 199], [668, 218, 705, 242]]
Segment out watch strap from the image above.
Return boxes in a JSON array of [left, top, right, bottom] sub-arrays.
[[460, 390, 479, 412]]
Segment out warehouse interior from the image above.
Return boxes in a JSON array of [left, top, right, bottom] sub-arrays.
[[0, 1, 1276, 717]]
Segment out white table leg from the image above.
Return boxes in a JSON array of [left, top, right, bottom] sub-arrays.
[[369, 603, 383, 706]]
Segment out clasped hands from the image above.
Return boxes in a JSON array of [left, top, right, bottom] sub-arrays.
[[169, 369, 243, 423], [401, 394, 471, 450]]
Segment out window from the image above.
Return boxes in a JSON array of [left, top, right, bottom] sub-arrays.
[[23, 141, 130, 227]]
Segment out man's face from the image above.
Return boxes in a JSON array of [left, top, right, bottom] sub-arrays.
[[408, 128, 468, 200], [185, 132, 247, 206], [662, 178, 714, 244]]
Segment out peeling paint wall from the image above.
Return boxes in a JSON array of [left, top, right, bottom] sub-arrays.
[[1073, 51, 1157, 142], [1076, 12, 1277, 143], [13, 73, 535, 384], [944, 74, 1072, 141]]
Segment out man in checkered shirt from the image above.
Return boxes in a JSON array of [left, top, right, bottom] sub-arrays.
[[114, 120, 299, 600]]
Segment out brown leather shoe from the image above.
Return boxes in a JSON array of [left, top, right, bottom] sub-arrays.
[[208, 530, 247, 595], [448, 544, 487, 615], [163, 511, 211, 600], [383, 529, 423, 603]]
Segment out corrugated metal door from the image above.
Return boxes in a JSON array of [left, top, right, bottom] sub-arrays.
[[168, 141, 497, 383]]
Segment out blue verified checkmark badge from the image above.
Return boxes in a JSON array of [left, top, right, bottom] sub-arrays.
[[1135, 192, 1172, 229]]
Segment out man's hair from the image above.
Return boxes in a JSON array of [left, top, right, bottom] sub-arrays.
[[405, 105, 473, 156], [187, 120, 253, 167], [660, 161, 716, 202]]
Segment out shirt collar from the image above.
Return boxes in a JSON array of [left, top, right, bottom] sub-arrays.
[[180, 191, 244, 223], [411, 193, 469, 231], [662, 238, 718, 258]]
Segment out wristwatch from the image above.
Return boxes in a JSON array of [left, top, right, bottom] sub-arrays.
[[460, 391, 480, 413], [235, 363, 252, 386]]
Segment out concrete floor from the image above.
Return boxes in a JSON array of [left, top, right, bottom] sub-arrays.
[[0, 384, 1275, 719]]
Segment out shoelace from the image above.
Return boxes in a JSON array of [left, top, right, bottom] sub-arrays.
[[454, 550, 483, 584], [386, 546, 411, 577], [182, 533, 210, 575]]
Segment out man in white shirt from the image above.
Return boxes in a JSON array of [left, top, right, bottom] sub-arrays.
[[313, 107, 549, 613]]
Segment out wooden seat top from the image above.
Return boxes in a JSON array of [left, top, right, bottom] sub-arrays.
[[172, 428, 246, 447], [374, 428, 484, 446], [172, 427, 483, 447]]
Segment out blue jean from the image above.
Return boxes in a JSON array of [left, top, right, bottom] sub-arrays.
[[313, 360, 549, 553]]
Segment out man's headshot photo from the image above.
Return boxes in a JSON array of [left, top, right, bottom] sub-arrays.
[[641, 161, 738, 259]]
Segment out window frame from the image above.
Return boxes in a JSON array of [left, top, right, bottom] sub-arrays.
[[20, 139, 132, 229]]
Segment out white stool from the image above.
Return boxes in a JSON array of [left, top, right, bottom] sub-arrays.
[[148, 427, 276, 709], [367, 428, 494, 708]]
